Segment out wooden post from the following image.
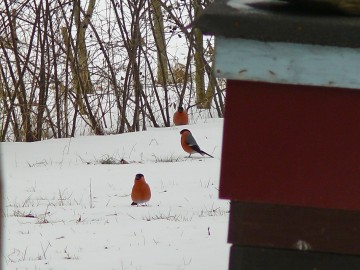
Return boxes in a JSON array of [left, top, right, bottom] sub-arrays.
[[196, 0, 360, 268]]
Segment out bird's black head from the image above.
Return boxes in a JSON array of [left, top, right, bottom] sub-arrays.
[[180, 129, 190, 134], [178, 106, 184, 112], [135, 173, 144, 180]]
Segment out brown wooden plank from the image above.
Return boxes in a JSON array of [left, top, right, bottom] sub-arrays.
[[195, 0, 360, 48], [229, 245, 360, 270], [228, 201, 360, 255], [219, 80, 360, 211]]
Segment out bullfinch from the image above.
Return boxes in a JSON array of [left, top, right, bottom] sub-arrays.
[[173, 106, 189, 126], [180, 129, 214, 158], [131, 173, 151, 206]]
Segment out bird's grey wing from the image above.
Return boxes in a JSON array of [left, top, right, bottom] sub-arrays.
[[186, 133, 198, 147]]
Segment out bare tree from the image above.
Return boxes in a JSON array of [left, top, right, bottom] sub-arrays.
[[1, 1, 39, 141], [0, 0, 224, 141]]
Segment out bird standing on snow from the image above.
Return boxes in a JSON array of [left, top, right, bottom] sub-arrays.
[[173, 106, 189, 126], [131, 173, 151, 206], [180, 129, 214, 158]]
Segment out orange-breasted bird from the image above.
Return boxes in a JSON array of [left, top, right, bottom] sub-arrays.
[[173, 106, 189, 126], [180, 129, 214, 158], [131, 173, 151, 206]]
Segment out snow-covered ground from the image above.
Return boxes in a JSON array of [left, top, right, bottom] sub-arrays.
[[1, 119, 230, 270]]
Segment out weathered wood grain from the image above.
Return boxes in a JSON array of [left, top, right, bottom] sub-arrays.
[[215, 37, 360, 89], [229, 201, 360, 255], [229, 245, 360, 270]]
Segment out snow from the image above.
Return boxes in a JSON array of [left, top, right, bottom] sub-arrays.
[[1, 119, 230, 269]]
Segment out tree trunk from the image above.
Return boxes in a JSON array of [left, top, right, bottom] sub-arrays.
[[151, 0, 168, 86], [36, 1, 49, 141], [3, 4, 36, 141], [74, 0, 96, 95], [193, 0, 206, 108], [61, 0, 103, 135]]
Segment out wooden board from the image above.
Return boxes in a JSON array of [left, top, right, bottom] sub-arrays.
[[195, 0, 360, 47], [229, 245, 360, 270], [215, 37, 360, 89], [219, 80, 360, 210], [228, 201, 360, 255]]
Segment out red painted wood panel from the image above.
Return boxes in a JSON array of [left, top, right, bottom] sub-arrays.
[[219, 80, 360, 210]]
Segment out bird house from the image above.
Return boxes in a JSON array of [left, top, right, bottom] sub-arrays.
[[196, 0, 360, 268]]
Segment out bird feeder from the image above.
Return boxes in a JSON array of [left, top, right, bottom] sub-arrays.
[[196, 0, 360, 268]]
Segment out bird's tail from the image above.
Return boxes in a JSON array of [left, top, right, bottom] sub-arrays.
[[200, 150, 214, 158]]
